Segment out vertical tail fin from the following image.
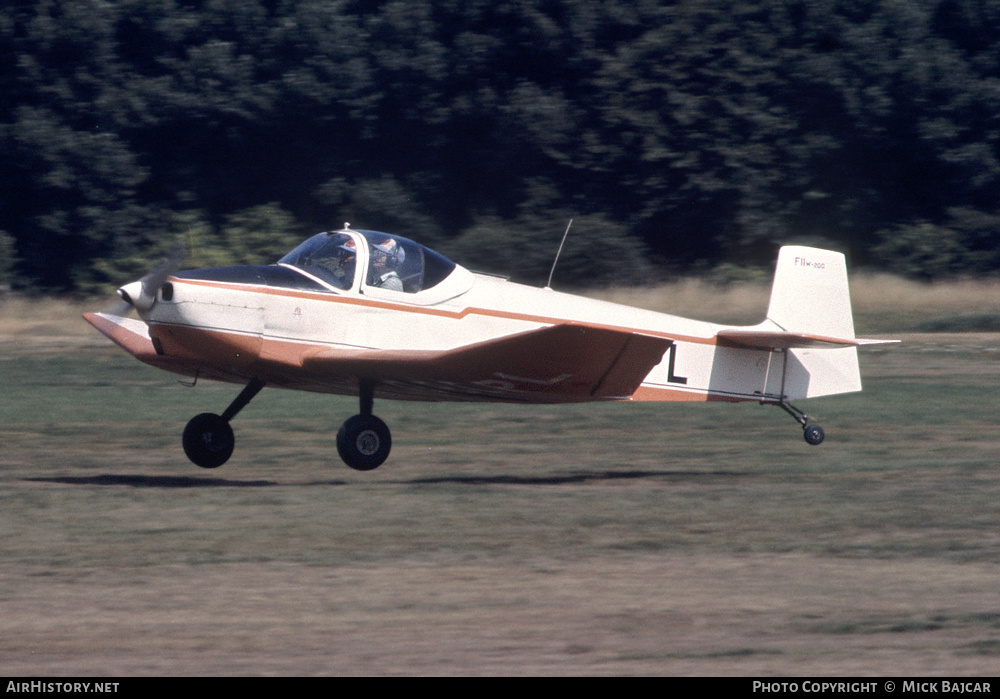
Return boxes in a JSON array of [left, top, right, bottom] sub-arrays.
[[763, 246, 862, 399], [713, 246, 893, 401], [766, 246, 856, 339]]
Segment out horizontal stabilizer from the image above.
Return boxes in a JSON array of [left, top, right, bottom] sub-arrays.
[[717, 328, 899, 349], [718, 246, 899, 354], [302, 323, 673, 400]]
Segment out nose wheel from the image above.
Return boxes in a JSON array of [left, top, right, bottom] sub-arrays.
[[182, 413, 235, 468], [182, 378, 265, 468]]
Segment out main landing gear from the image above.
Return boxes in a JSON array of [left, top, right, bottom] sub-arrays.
[[181, 377, 392, 471], [773, 400, 825, 446], [336, 380, 392, 471]]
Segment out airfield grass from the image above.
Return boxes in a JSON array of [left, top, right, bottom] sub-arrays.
[[1, 283, 999, 675]]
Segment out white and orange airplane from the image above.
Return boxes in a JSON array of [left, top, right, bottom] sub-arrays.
[[84, 225, 894, 471]]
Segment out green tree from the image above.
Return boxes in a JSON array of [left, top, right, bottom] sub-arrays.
[[870, 221, 969, 279], [0, 230, 17, 290], [5, 0, 1000, 292], [314, 176, 446, 246], [444, 210, 651, 287], [220, 203, 304, 266]]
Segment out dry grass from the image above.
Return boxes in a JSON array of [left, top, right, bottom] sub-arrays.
[[848, 274, 1000, 314], [583, 279, 771, 326], [589, 274, 1000, 332], [0, 296, 104, 351], [849, 274, 1000, 332]]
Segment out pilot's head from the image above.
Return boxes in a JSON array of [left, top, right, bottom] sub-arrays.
[[327, 237, 356, 280], [373, 238, 404, 270]]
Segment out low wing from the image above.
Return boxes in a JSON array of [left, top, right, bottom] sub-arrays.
[[302, 324, 673, 401], [83, 312, 159, 359], [85, 312, 670, 401], [717, 328, 899, 349], [83, 312, 246, 383]]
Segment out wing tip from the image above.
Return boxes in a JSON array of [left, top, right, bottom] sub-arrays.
[[83, 311, 158, 358]]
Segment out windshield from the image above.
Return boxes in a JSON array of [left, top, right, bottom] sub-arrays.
[[277, 232, 357, 290], [279, 230, 457, 294]]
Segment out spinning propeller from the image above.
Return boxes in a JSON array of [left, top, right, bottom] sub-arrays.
[[112, 243, 186, 316]]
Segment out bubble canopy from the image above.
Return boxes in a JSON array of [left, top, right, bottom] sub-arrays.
[[278, 229, 457, 293]]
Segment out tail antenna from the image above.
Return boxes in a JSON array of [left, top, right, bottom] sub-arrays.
[[545, 219, 573, 290]]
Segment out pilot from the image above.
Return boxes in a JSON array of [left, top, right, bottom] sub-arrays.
[[370, 238, 404, 291], [308, 236, 356, 289], [332, 238, 357, 287]]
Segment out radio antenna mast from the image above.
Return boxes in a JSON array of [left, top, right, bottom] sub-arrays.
[[545, 219, 573, 290]]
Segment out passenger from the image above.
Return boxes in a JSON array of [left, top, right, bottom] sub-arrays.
[[370, 238, 404, 291]]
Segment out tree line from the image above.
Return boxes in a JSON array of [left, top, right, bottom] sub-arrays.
[[2, 0, 999, 293]]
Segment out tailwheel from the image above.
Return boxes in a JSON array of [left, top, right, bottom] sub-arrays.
[[337, 414, 392, 471], [183, 413, 235, 468], [772, 400, 825, 446], [803, 423, 825, 446]]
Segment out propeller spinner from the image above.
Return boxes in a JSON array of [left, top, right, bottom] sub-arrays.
[[116, 244, 185, 315]]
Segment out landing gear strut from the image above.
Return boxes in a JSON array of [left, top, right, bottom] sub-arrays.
[[337, 379, 392, 471], [773, 400, 825, 446], [764, 348, 825, 446], [182, 378, 265, 468]]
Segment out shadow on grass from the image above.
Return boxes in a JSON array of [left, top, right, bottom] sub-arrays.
[[25, 469, 744, 489], [26, 474, 290, 488], [392, 469, 746, 487]]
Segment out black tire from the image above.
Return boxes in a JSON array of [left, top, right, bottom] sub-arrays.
[[803, 424, 825, 446], [183, 413, 235, 468], [337, 414, 391, 471]]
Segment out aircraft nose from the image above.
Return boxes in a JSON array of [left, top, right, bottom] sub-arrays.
[[118, 280, 154, 312]]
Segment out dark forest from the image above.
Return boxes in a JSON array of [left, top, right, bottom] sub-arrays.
[[3, 0, 1000, 292]]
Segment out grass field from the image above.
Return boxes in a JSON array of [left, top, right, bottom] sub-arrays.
[[1, 283, 999, 675]]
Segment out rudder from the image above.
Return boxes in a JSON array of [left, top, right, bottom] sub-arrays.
[[763, 246, 862, 399], [766, 246, 856, 340]]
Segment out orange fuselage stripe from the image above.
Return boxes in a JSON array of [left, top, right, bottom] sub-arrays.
[[171, 276, 720, 347]]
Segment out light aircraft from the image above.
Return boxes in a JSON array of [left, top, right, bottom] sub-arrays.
[[84, 225, 895, 471]]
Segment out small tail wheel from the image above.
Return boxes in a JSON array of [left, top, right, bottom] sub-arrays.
[[337, 414, 392, 471], [182, 413, 235, 468], [803, 424, 825, 446]]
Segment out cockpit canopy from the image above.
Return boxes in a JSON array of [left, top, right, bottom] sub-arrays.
[[278, 229, 457, 294]]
